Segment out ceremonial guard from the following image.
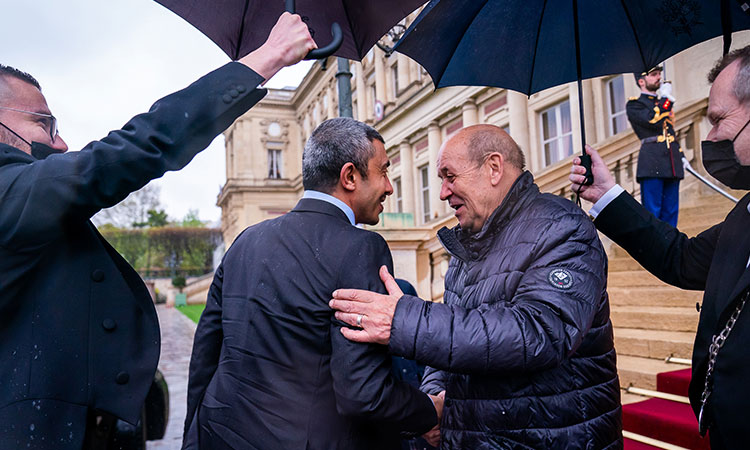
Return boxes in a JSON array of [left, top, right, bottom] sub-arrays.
[[627, 66, 684, 226]]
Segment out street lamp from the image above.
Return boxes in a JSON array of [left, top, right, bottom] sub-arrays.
[[336, 22, 408, 119], [375, 23, 407, 56]]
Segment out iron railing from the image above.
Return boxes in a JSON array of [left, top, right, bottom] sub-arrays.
[[682, 157, 739, 203]]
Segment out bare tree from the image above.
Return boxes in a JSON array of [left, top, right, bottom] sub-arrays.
[[92, 183, 163, 229]]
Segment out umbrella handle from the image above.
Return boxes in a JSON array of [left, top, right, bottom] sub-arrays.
[[285, 0, 343, 60], [579, 153, 594, 186]]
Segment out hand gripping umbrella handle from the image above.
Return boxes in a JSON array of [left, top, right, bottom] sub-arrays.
[[286, 0, 343, 60], [579, 153, 594, 186]]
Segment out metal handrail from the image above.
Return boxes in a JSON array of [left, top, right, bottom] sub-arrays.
[[665, 355, 691, 366], [682, 157, 739, 203], [625, 386, 691, 404], [622, 431, 690, 450]]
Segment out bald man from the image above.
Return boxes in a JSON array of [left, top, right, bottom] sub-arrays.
[[330, 125, 621, 449]]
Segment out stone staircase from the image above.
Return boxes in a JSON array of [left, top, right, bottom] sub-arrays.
[[609, 190, 738, 449], [609, 191, 737, 392]]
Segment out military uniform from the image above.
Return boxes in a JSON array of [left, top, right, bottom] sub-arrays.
[[626, 92, 684, 226]]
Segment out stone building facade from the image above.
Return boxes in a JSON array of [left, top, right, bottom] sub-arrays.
[[217, 21, 750, 301]]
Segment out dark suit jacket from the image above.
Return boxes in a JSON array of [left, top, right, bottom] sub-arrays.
[[626, 93, 684, 180], [596, 191, 750, 448], [184, 198, 437, 450], [0, 62, 266, 449]]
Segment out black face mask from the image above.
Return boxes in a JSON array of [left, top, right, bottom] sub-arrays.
[[30, 141, 59, 160], [0, 120, 60, 160], [701, 116, 750, 190]]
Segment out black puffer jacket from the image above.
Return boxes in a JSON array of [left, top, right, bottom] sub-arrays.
[[390, 172, 622, 449]]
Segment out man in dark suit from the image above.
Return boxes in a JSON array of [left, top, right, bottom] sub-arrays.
[[570, 45, 750, 449], [0, 13, 315, 449], [184, 117, 440, 449], [392, 279, 437, 450], [627, 66, 684, 227]]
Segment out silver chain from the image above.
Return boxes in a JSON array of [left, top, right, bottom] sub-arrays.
[[698, 290, 750, 433]]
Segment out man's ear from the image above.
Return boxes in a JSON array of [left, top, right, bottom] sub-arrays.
[[339, 162, 357, 192], [487, 152, 504, 186]]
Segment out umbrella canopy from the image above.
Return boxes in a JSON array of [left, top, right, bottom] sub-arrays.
[[155, 0, 426, 61], [395, 0, 750, 95]]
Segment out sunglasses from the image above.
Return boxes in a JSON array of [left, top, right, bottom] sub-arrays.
[[0, 106, 58, 141]]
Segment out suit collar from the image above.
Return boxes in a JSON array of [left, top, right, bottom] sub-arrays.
[[292, 198, 352, 225], [302, 190, 355, 225], [0, 143, 34, 165]]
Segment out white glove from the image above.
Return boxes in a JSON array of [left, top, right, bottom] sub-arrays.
[[659, 81, 676, 102]]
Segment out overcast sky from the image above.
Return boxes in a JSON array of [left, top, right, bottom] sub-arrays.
[[2, 0, 313, 223]]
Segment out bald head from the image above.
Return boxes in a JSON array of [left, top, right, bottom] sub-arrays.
[[451, 124, 525, 171], [437, 125, 526, 233]]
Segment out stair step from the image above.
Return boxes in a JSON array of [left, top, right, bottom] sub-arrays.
[[608, 286, 702, 308], [623, 436, 664, 450], [618, 355, 682, 390], [681, 223, 724, 238], [675, 187, 715, 205], [608, 244, 634, 259], [677, 190, 741, 209], [608, 271, 669, 287], [677, 200, 732, 213], [608, 218, 723, 256], [608, 257, 646, 272], [623, 398, 709, 449], [621, 392, 649, 405], [609, 192, 725, 450], [614, 328, 694, 359], [676, 209, 728, 229], [656, 368, 692, 398], [611, 306, 699, 332]]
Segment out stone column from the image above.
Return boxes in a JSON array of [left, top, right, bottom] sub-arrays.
[[225, 130, 236, 179], [327, 86, 336, 119], [462, 100, 479, 127], [374, 48, 387, 107], [507, 91, 531, 168], [569, 84, 583, 155], [409, 59, 421, 84], [582, 79, 598, 145], [591, 78, 607, 141], [397, 54, 410, 93], [427, 122, 443, 220], [355, 63, 367, 121], [399, 140, 416, 218]]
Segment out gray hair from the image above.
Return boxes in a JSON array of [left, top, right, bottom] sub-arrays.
[[707, 45, 750, 106], [302, 117, 384, 193]]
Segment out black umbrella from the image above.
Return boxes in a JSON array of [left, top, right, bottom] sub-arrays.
[[155, 0, 426, 61], [394, 0, 750, 182]]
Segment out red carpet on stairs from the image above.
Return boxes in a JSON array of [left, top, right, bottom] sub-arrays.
[[623, 398, 710, 449], [656, 367, 692, 397], [623, 367, 714, 449], [623, 438, 661, 450]]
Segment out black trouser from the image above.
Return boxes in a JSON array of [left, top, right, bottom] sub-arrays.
[[708, 420, 728, 450]]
